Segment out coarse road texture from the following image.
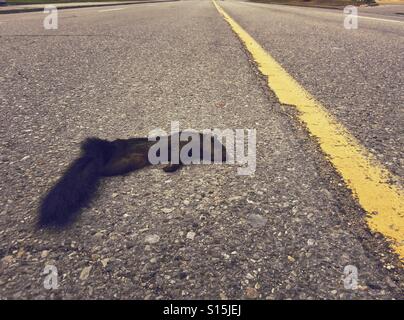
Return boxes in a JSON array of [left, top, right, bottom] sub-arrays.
[[0, 0, 403, 299]]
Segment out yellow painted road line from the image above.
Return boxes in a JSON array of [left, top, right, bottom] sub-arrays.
[[212, 0, 404, 260]]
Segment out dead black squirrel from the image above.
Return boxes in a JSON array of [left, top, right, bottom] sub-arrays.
[[38, 132, 226, 228]]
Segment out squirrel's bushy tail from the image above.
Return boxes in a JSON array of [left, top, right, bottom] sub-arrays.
[[38, 138, 115, 228]]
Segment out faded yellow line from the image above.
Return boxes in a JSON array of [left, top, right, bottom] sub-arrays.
[[212, 0, 404, 260]]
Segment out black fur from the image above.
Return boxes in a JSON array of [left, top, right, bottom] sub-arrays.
[[38, 138, 115, 228], [38, 133, 227, 228]]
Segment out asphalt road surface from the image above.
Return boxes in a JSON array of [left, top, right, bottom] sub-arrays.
[[0, 0, 403, 299]]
